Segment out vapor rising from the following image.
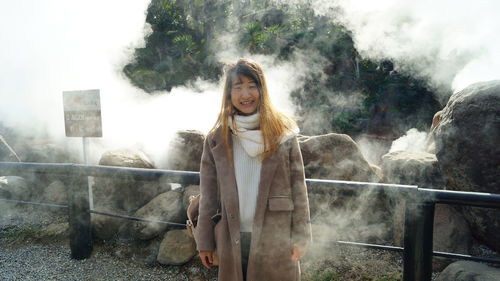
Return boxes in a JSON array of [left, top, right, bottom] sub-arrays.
[[0, 1, 313, 167], [283, 0, 500, 97]]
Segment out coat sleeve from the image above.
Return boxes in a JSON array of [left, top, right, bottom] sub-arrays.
[[289, 136, 312, 247], [194, 136, 219, 251]]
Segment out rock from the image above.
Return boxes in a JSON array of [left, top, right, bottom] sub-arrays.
[[432, 204, 472, 270], [93, 179, 161, 214], [370, 164, 383, 180], [381, 151, 445, 188], [19, 142, 77, 164], [307, 186, 392, 243], [91, 207, 129, 240], [392, 203, 472, 257], [298, 133, 381, 182], [434, 80, 500, 251], [0, 176, 31, 201], [182, 185, 200, 212], [157, 229, 197, 265], [99, 149, 155, 168], [131, 190, 184, 240], [93, 149, 161, 213], [299, 134, 389, 242], [425, 110, 443, 154], [381, 151, 470, 260], [165, 130, 205, 172], [43, 180, 67, 205], [435, 261, 500, 281]]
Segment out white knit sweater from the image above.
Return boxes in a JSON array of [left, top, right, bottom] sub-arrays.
[[232, 133, 261, 232]]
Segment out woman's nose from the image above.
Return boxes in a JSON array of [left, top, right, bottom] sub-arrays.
[[241, 87, 251, 97]]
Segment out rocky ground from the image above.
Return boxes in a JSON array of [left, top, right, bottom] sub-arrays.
[[0, 205, 219, 281], [0, 204, 423, 281]]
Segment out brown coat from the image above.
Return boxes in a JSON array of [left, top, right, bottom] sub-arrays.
[[195, 126, 312, 281]]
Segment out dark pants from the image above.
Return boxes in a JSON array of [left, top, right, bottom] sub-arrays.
[[241, 232, 252, 281]]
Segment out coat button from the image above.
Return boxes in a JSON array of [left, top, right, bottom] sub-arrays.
[[229, 214, 234, 219], [235, 239, 239, 245]]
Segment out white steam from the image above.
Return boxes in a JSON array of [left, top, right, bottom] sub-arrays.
[[0, 1, 312, 167], [389, 128, 428, 153], [282, 0, 500, 97]]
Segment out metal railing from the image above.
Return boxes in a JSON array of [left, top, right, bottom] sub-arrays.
[[1, 162, 500, 281]]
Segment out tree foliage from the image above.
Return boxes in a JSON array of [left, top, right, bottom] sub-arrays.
[[124, 0, 441, 136]]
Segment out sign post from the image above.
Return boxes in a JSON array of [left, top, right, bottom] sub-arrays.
[[63, 89, 103, 209]]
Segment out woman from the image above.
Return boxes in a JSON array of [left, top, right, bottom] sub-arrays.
[[195, 58, 312, 281]]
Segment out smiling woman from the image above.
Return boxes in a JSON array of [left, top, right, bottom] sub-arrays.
[[194, 58, 311, 281], [231, 76, 260, 116]]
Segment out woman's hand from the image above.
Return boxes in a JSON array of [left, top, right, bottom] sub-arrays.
[[199, 251, 215, 269], [291, 243, 307, 261]]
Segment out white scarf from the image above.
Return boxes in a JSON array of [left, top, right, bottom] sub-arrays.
[[229, 112, 299, 157]]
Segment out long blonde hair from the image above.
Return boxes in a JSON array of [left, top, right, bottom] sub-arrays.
[[209, 58, 297, 161]]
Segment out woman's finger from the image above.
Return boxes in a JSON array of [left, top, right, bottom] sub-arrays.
[[207, 251, 214, 264], [291, 245, 306, 261], [199, 252, 212, 269]]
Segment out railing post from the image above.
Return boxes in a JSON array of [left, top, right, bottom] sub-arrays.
[[403, 201, 435, 281], [67, 174, 93, 259]]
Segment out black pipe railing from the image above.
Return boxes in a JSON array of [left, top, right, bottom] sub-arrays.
[[1, 162, 500, 281]]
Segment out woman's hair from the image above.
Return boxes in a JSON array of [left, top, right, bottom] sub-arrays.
[[209, 58, 297, 161]]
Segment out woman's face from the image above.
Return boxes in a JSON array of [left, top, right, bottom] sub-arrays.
[[230, 75, 260, 115]]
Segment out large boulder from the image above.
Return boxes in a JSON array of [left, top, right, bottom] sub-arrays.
[[432, 204, 472, 270], [299, 134, 388, 242], [98, 149, 155, 168], [91, 207, 130, 240], [157, 229, 197, 265], [435, 261, 500, 281], [391, 203, 472, 265], [434, 80, 500, 251], [381, 151, 471, 262], [20, 142, 76, 164], [165, 130, 205, 171], [93, 149, 163, 213], [298, 133, 381, 182], [43, 180, 67, 205], [130, 190, 184, 240], [381, 150, 446, 188]]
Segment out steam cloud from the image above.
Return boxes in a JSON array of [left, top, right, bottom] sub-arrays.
[[389, 128, 427, 153], [281, 0, 500, 97], [0, 1, 313, 166]]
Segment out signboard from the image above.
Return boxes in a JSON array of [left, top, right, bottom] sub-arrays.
[[63, 89, 102, 137]]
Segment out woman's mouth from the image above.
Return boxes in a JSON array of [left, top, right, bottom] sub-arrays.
[[240, 100, 254, 107]]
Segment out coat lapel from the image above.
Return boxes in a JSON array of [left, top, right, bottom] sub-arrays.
[[211, 129, 241, 242]]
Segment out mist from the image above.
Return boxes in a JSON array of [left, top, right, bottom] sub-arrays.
[[0, 1, 313, 167], [283, 0, 500, 98], [389, 128, 427, 153]]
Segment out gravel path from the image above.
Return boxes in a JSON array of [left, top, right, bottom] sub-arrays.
[[0, 205, 217, 281], [0, 243, 185, 281]]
